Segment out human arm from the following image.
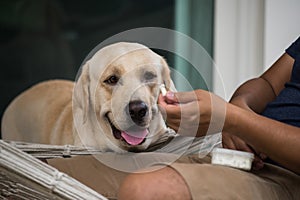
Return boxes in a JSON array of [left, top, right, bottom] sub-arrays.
[[222, 53, 297, 173], [225, 100, 300, 174], [159, 89, 300, 174], [222, 53, 294, 166], [227, 52, 293, 113], [159, 52, 294, 136], [158, 53, 300, 173]]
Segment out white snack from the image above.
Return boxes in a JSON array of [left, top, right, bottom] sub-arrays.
[[159, 84, 167, 96], [211, 148, 254, 170]]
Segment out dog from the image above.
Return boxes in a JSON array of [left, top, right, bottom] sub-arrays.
[[1, 42, 176, 152]]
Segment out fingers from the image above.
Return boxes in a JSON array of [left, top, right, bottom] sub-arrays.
[[158, 92, 179, 106], [222, 132, 265, 170], [158, 94, 168, 107], [159, 92, 200, 118], [252, 156, 264, 170], [164, 91, 199, 104], [158, 94, 182, 116], [222, 132, 237, 150], [233, 139, 254, 154], [165, 92, 178, 104], [230, 135, 265, 170]]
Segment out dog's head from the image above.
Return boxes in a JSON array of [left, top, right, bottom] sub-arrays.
[[73, 42, 175, 152]]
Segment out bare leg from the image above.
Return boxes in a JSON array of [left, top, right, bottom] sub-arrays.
[[118, 166, 192, 200]]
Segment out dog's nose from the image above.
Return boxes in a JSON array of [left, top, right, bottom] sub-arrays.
[[128, 100, 148, 125]]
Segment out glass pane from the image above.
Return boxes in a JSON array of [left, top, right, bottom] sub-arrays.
[[0, 0, 175, 122]]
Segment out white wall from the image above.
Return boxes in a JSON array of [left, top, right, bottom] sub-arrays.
[[213, 0, 264, 100], [264, 0, 300, 69], [213, 0, 300, 100]]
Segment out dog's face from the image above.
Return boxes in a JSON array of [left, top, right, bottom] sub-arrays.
[[73, 43, 174, 152]]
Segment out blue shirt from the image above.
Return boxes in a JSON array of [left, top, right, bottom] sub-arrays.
[[262, 36, 300, 127], [261, 37, 300, 167]]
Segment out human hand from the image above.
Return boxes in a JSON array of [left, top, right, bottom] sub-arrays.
[[223, 97, 267, 170], [158, 90, 266, 170], [158, 90, 227, 137], [222, 131, 266, 170]]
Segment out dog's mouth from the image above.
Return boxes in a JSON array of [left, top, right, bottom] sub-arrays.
[[106, 114, 148, 146]]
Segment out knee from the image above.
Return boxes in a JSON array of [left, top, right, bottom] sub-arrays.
[[117, 171, 148, 200], [118, 166, 191, 200]]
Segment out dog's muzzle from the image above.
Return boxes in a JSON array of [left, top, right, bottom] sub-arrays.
[[106, 100, 150, 146]]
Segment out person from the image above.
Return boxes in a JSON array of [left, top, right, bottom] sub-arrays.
[[118, 37, 300, 199]]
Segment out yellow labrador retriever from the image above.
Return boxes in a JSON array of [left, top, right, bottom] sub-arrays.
[[1, 42, 176, 152]]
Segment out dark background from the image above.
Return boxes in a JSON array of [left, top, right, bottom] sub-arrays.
[[0, 0, 175, 134]]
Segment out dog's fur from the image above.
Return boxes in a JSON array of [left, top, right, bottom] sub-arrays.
[[1, 42, 175, 152]]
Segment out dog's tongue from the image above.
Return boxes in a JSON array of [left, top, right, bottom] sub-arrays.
[[121, 129, 148, 145]]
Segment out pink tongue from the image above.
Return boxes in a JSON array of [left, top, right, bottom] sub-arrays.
[[121, 129, 149, 145]]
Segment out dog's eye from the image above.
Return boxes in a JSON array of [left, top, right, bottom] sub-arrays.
[[144, 71, 157, 81], [104, 75, 119, 85]]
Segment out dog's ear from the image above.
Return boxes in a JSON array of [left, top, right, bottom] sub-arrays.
[[73, 62, 90, 124], [161, 58, 176, 92]]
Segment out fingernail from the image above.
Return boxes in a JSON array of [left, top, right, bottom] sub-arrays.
[[166, 91, 174, 99]]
